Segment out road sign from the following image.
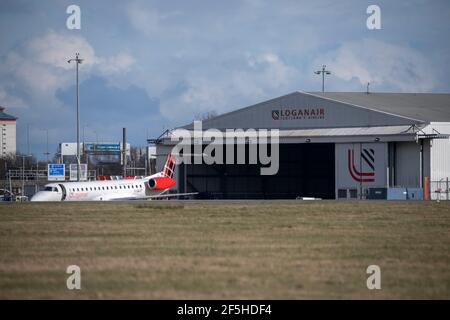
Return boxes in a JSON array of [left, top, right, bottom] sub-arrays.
[[69, 164, 88, 181], [84, 143, 121, 152], [48, 164, 65, 181]]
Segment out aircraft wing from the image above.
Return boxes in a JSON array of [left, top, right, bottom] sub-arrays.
[[141, 192, 199, 200], [108, 192, 198, 201]]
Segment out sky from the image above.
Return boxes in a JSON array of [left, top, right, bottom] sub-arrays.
[[0, 0, 449, 159]]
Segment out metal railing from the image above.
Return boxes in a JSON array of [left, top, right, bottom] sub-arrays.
[[430, 178, 450, 201], [6, 169, 47, 180], [6, 169, 97, 181]]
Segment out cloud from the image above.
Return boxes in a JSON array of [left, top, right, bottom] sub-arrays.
[[126, 1, 182, 38], [0, 88, 27, 109], [2, 0, 450, 157], [97, 53, 135, 75], [0, 30, 140, 155], [126, 2, 161, 36], [0, 31, 136, 101], [56, 76, 160, 144], [160, 52, 298, 122], [316, 39, 437, 92], [27, 31, 97, 70]]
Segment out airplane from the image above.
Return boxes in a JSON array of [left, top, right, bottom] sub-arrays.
[[31, 155, 195, 201]]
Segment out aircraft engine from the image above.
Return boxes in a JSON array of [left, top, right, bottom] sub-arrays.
[[147, 177, 176, 190]]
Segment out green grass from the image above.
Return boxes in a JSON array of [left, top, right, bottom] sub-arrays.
[[0, 201, 449, 299]]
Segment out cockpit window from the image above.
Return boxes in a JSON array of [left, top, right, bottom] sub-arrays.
[[44, 186, 57, 192]]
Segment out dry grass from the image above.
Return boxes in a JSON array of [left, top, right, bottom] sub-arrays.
[[0, 200, 449, 299]]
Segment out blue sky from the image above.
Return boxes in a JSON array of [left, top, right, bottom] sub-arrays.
[[1, 0, 449, 159]]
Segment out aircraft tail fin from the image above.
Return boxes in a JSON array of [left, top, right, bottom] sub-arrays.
[[162, 154, 176, 178]]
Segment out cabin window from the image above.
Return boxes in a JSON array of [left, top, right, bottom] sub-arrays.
[[115, 186, 117, 189], [77, 188, 79, 191]]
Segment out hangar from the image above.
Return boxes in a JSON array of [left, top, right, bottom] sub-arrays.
[[154, 91, 450, 200]]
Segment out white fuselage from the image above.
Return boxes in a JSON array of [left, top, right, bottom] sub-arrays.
[[31, 172, 166, 202]]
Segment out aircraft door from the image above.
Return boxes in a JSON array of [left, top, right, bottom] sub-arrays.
[[58, 184, 67, 201]]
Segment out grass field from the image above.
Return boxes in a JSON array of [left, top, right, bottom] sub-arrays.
[[0, 200, 449, 299]]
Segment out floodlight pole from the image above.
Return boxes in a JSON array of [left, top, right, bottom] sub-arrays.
[[68, 53, 83, 181], [314, 65, 331, 92]]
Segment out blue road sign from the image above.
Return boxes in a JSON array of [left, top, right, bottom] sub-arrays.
[[48, 164, 65, 181]]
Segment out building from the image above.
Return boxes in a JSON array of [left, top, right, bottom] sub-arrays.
[[155, 92, 450, 200], [0, 106, 17, 157]]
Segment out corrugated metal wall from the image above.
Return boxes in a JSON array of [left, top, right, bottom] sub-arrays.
[[429, 123, 450, 181], [395, 142, 421, 188]]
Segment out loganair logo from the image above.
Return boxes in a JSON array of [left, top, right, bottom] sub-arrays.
[[348, 148, 375, 183], [271, 108, 325, 120], [271, 110, 280, 120]]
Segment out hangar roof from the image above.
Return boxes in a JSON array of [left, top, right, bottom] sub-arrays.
[[307, 92, 450, 122], [178, 91, 450, 133], [0, 106, 17, 121]]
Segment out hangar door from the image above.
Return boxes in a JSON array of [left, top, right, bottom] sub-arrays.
[[183, 143, 335, 199]]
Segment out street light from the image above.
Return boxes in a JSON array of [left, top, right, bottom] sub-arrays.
[[314, 65, 331, 92], [68, 53, 83, 181]]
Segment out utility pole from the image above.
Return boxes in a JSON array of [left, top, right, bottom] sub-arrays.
[[17, 154, 32, 198], [42, 128, 49, 163], [122, 128, 127, 177], [82, 125, 86, 145], [93, 130, 99, 144], [68, 53, 83, 181], [26, 123, 30, 155], [314, 65, 331, 92]]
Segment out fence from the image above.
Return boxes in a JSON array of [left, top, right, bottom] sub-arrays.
[[6, 169, 97, 181], [430, 178, 450, 201]]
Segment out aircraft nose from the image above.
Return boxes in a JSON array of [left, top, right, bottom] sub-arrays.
[[30, 192, 46, 202]]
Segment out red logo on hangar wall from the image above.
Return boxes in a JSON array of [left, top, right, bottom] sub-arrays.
[[271, 108, 325, 120], [348, 148, 375, 183]]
